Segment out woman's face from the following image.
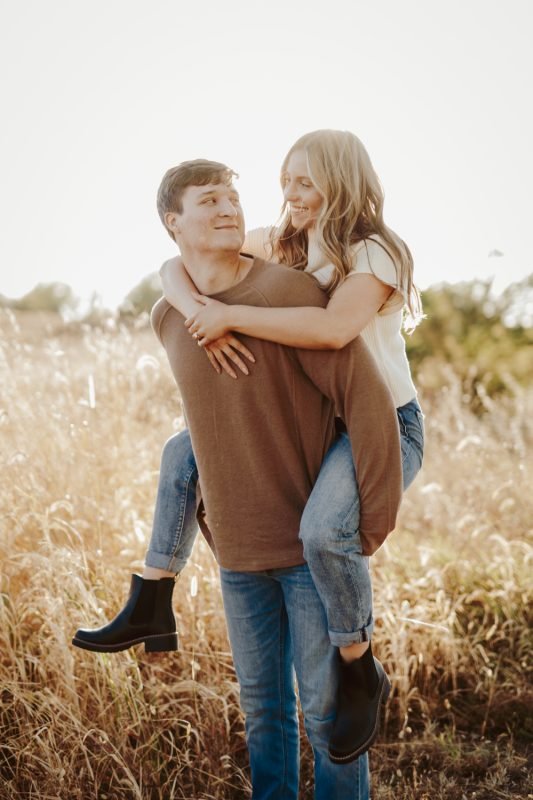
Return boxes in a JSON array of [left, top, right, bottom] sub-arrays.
[[281, 150, 323, 230]]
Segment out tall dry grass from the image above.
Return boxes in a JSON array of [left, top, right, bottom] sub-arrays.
[[0, 309, 531, 799]]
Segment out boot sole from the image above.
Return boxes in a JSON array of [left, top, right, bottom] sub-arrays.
[[71, 632, 179, 653], [328, 671, 391, 764]]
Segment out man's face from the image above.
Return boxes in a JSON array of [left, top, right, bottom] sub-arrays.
[[169, 182, 245, 255]]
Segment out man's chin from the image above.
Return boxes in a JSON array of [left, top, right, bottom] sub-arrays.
[[218, 235, 245, 250], [221, 246, 243, 253]]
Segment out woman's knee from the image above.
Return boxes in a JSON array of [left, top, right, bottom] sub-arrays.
[[299, 505, 329, 562], [300, 434, 360, 552], [160, 429, 196, 476], [300, 495, 360, 561]]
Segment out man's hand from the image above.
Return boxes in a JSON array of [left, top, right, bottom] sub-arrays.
[[185, 293, 233, 345], [203, 334, 255, 379]]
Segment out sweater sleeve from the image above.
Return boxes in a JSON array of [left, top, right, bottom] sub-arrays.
[[294, 337, 403, 555], [348, 238, 405, 314], [150, 296, 174, 344]]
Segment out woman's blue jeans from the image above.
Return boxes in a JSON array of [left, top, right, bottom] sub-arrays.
[[297, 398, 424, 644], [146, 400, 424, 644], [146, 427, 199, 573]]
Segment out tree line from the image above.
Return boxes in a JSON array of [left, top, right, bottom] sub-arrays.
[[1, 273, 531, 401]]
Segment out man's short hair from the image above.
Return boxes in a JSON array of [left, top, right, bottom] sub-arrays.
[[157, 159, 238, 240]]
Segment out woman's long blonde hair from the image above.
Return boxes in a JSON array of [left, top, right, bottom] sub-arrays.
[[270, 129, 422, 329]]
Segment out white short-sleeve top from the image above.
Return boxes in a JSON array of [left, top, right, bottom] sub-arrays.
[[243, 227, 417, 408]]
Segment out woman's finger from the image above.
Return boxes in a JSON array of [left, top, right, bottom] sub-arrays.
[[225, 335, 256, 363], [204, 348, 221, 374], [221, 344, 249, 375], [210, 347, 237, 379], [191, 292, 209, 305]]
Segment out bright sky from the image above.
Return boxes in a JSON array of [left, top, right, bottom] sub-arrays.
[[1, 0, 532, 309]]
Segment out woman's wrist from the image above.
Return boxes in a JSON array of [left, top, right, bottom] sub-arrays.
[[229, 305, 248, 333], [171, 295, 204, 319]]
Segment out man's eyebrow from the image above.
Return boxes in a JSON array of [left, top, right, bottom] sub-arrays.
[[196, 188, 240, 198]]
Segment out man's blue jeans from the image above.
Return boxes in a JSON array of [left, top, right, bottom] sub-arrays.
[[144, 402, 422, 796], [219, 563, 370, 800]]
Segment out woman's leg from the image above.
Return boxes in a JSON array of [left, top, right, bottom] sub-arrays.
[[299, 432, 371, 649], [397, 398, 425, 491], [72, 429, 199, 653], [144, 428, 200, 576], [299, 399, 424, 761], [300, 399, 425, 648]]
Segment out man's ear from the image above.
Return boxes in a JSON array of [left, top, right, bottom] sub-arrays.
[[165, 211, 181, 236]]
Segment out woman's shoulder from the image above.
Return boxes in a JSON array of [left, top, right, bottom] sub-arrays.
[[351, 235, 395, 266], [348, 235, 407, 312], [350, 236, 398, 285], [243, 226, 276, 261]]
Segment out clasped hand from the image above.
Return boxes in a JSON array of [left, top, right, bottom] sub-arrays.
[[185, 292, 231, 345], [185, 292, 255, 379]]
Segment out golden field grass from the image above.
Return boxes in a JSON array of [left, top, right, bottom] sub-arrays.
[[0, 309, 531, 800]]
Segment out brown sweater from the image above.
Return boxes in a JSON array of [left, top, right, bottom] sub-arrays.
[[151, 258, 402, 570]]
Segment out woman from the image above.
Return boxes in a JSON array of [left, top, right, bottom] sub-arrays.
[[73, 129, 424, 764]]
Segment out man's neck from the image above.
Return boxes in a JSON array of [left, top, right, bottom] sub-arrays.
[[181, 251, 254, 295]]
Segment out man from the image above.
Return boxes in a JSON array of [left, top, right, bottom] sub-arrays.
[[147, 159, 402, 799]]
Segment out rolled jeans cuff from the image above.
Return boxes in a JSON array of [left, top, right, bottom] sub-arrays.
[[144, 549, 186, 574], [328, 617, 374, 648]]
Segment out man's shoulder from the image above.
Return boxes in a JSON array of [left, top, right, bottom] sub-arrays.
[[150, 296, 174, 341], [251, 259, 328, 309]]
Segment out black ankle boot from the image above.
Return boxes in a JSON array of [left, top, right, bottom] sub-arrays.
[[72, 574, 179, 653], [328, 644, 391, 764]]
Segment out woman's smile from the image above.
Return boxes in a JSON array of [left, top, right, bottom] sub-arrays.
[[281, 149, 323, 230]]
